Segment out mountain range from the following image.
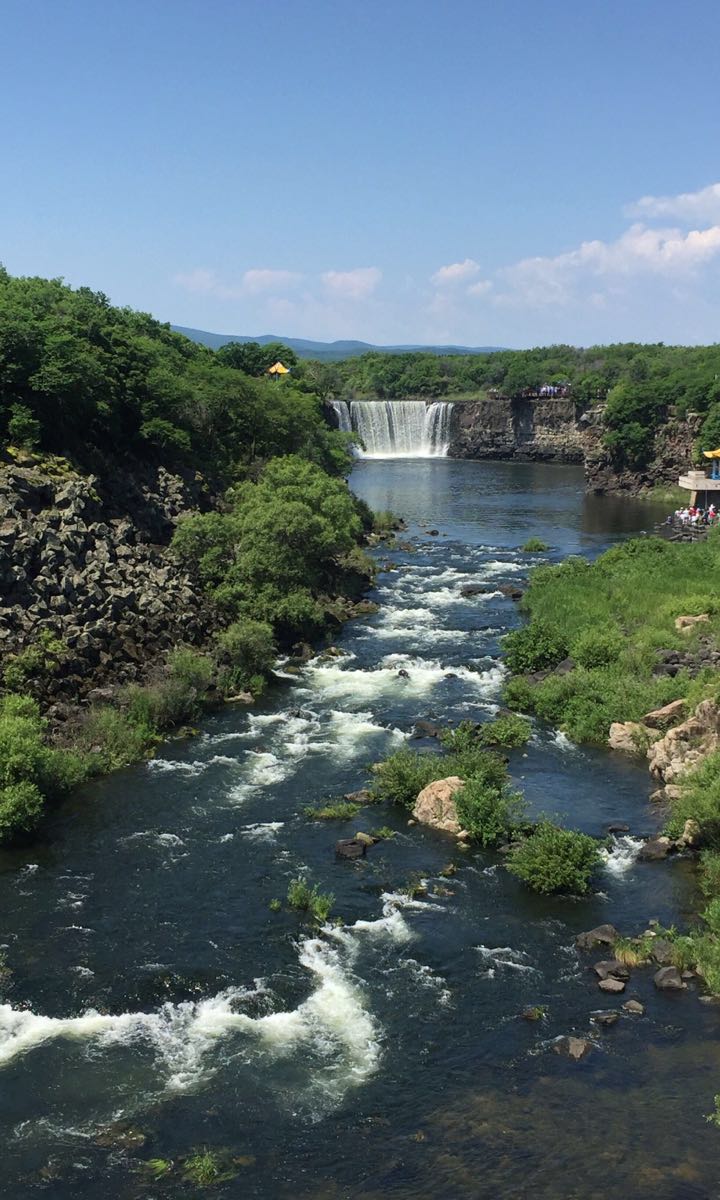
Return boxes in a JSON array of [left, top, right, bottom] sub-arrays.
[[172, 325, 504, 362]]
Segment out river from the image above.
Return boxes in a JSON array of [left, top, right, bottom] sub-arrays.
[[2, 459, 720, 1199]]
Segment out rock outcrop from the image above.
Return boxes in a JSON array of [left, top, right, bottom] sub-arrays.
[[412, 776, 466, 836], [647, 699, 720, 784], [0, 461, 213, 710], [449, 397, 589, 463]]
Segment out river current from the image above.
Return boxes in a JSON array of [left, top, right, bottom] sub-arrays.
[[2, 459, 720, 1199]]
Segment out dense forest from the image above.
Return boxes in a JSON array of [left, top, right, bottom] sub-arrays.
[[294, 343, 720, 469], [0, 268, 347, 477]]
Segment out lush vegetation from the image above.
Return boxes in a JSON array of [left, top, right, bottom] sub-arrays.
[[0, 695, 89, 840], [171, 455, 372, 644], [0, 269, 350, 476], [502, 536, 720, 744], [506, 822, 601, 895]]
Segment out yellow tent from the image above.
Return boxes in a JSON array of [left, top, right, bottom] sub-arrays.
[[267, 361, 290, 376], [703, 449, 720, 458]]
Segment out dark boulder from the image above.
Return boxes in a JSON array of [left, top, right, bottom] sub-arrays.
[[654, 966, 686, 991], [638, 837, 674, 861], [598, 977, 626, 994], [335, 839, 367, 860], [607, 823, 630, 834], [397, 669, 410, 679], [649, 938, 675, 965], [593, 960, 630, 981], [412, 719, 442, 740], [590, 1010, 620, 1027], [575, 924, 619, 952], [343, 789, 372, 805]]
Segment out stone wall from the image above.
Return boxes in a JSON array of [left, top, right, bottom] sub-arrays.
[[448, 396, 588, 463], [0, 461, 215, 711]]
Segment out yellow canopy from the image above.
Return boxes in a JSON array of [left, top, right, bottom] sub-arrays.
[[267, 361, 290, 375]]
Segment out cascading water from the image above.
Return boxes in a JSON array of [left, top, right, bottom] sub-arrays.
[[330, 399, 352, 432], [344, 400, 453, 458]]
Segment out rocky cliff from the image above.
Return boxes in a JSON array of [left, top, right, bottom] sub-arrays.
[[0, 459, 214, 715], [448, 397, 588, 463], [583, 411, 701, 494]]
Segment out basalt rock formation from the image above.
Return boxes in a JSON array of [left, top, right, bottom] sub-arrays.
[[448, 397, 589, 463], [0, 460, 214, 714]]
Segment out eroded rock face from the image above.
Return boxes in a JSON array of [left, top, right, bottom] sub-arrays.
[[412, 776, 465, 836], [647, 699, 720, 783]]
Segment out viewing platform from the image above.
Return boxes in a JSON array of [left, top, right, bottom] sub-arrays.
[[678, 469, 720, 504]]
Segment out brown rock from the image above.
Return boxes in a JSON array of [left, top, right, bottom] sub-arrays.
[[675, 613, 710, 633], [412, 776, 465, 836], [648, 699, 720, 783], [622, 999, 645, 1014], [678, 818, 702, 848], [553, 1036, 593, 1060], [591, 1010, 620, 1027], [598, 977, 626, 994], [641, 698, 688, 730], [608, 721, 658, 754]]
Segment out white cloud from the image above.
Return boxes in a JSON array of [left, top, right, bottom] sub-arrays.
[[467, 278, 492, 297], [173, 266, 301, 298], [432, 258, 481, 286], [241, 268, 302, 293], [321, 267, 382, 299], [628, 182, 720, 224], [495, 222, 720, 308]]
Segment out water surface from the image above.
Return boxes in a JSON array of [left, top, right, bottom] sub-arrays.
[[1, 459, 717, 1199]]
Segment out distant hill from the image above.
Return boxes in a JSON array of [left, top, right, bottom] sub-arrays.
[[171, 325, 505, 362]]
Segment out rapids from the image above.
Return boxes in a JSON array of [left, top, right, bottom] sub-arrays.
[[1, 459, 718, 1199]]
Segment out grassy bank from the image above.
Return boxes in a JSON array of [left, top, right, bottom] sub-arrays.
[[503, 534, 720, 744], [501, 531, 720, 989]]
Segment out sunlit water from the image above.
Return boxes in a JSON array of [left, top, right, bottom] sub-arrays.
[[1, 460, 718, 1199]]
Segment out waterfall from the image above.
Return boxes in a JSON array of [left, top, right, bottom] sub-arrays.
[[348, 400, 454, 458], [330, 399, 352, 432]]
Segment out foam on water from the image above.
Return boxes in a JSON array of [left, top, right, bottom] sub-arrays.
[[305, 653, 505, 704], [0, 938, 378, 1099], [240, 822, 285, 841], [475, 945, 538, 977], [599, 835, 643, 875]]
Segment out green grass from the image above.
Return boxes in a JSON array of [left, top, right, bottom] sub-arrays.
[[502, 536, 720, 743], [286, 877, 334, 923], [304, 800, 363, 821], [182, 1149, 236, 1186], [521, 537, 550, 552]]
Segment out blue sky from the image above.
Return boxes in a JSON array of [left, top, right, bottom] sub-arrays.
[[3, 0, 720, 346]]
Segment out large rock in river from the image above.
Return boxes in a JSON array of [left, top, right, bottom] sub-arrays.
[[608, 721, 659, 754], [413, 776, 465, 836]]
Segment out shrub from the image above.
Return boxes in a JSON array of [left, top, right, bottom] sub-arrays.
[[476, 713, 532, 748], [286, 877, 334, 923], [700, 850, 720, 898], [0, 782, 45, 840], [3, 629, 66, 692], [502, 621, 568, 675], [370, 749, 441, 808], [304, 801, 362, 821], [8, 403, 41, 449], [79, 707, 155, 770], [0, 694, 90, 841], [373, 509, 402, 533], [521, 538, 549, 552], [371, 826, 397, 840], [507, 821, 600, 894], [213, 620, 275, 695], [167, 647, 214, 695], [455, 770, 525, 848], [570, 625, 624, 669]]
